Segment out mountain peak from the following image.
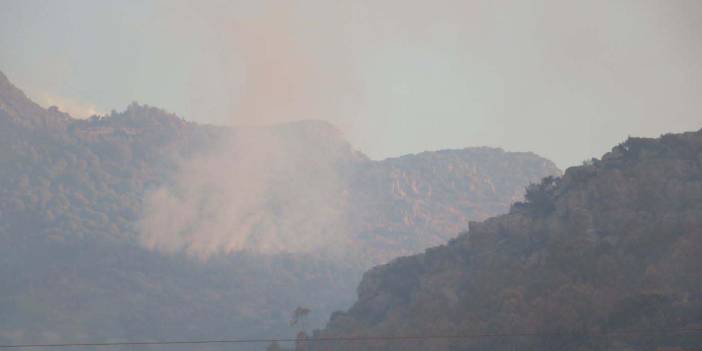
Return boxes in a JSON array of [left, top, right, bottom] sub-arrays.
[[0, 70, 70, 128], [0, 69, 31, 108]]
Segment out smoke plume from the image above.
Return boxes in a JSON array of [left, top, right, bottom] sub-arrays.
[[139, 123, 360, 258], [139, 3, 363, 258]]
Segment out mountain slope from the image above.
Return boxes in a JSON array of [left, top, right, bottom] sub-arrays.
[[310, 129, 702, 351], [0, 71, 559, 348], [349, 148, 560, 261]]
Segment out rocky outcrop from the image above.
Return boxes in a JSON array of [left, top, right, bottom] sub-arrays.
[[349, 148, 560, 262]]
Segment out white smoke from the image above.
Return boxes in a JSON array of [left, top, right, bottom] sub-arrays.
[[139, 3, 363, 259], [139, 123, 357, 259]]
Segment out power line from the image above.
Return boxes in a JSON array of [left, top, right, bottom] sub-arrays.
[[1, 327, 701, 349]]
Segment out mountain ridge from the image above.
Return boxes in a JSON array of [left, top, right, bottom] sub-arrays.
[[0, 70, 561, 349], [309, 127, 702, 351]]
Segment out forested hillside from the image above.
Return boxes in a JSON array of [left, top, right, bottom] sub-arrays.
[[310, 129, 702, 351], [0, 70, 559, 348]]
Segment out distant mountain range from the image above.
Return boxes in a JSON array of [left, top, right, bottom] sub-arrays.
[[0, 70, 560, 348], [309, 128, 702, 351]]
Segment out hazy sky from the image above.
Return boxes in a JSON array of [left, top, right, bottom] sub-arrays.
[[1, 0, 701, 168]]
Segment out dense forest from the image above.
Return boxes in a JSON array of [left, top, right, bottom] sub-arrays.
[[0, 70, 559, 349], [308, 129, 702, 351]]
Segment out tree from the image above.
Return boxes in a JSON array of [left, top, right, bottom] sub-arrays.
[[524, 176, 559, 214], [290, 306, 311, 327]]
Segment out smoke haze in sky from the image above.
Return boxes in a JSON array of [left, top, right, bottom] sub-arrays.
[[1, 0, 702, 168]]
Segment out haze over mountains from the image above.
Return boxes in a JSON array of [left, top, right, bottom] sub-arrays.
[[0, 70, 560, 348]]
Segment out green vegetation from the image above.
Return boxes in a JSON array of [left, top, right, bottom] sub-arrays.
[[0, 71, 559, 350], [311, 129, 702, 351]]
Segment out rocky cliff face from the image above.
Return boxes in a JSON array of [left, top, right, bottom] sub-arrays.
[[0, 71, 559, 348], [310, 129, 702, 351], [348, 148, 560, 262]]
